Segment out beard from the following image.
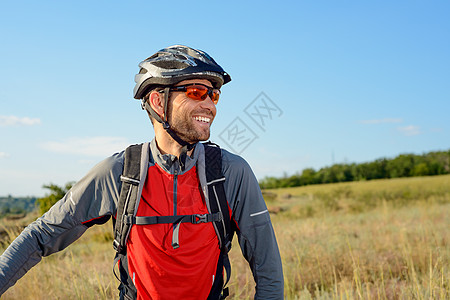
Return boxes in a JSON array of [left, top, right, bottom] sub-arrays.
[[167, 108, 214, 143]]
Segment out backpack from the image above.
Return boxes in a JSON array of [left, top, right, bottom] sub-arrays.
[[112, 142, 233, 299]]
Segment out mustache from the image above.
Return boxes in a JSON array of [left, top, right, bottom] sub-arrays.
[[191, 109, 214, 118]]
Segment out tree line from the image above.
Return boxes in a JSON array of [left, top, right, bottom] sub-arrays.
[[0, 196, 37, 217], [259, 150, 450, 189]]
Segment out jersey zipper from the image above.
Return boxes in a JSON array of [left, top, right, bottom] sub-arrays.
[[173, 167, 178, 216], [172, 165, 180, 249]]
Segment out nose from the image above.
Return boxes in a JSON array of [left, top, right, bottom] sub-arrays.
[[199, 96, 217, 114]]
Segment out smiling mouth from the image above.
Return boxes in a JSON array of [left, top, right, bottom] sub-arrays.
[[193, 116, 211, 123]]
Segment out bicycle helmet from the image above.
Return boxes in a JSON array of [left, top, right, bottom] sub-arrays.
[[133, 45, 231, 100]]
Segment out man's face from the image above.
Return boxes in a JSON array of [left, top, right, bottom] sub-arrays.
[[166, 79, 218, 144]]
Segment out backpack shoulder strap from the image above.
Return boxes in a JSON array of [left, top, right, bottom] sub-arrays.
[[203, 142, 232, 252], [112, 144, 144, 299], [113, 143, 143, 254], [203, 142, 234, 299]]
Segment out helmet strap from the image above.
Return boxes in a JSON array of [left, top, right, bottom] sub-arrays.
[[143, 87, 196, 163], [163, 87, 170, 123]]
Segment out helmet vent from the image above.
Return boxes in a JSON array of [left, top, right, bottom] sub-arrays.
[[174, 54, 186, 60], [152, 60, 188, 70]]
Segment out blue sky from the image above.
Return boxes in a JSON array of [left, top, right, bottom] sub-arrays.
[[1, 1, 449, 196]]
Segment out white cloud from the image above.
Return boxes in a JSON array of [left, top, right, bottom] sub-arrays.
[[41, 136, 130, 157], [0, 152, 10, 158], [0, 115, 41, 126], [397, 125, 422, 136], [359, 118, 403, 124]]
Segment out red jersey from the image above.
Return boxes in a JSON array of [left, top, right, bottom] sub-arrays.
[[126, 163, 220, 299]]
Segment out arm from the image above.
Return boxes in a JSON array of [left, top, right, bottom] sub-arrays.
[[222, 150, 284, 299], [0, 152, 124, 295]]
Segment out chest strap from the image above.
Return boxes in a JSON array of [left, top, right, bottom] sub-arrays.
[[123, 212, 223, 225], [124, 212, 223, 249]]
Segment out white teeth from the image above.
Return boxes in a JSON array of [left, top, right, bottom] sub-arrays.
[[194, 116, 211, 123]]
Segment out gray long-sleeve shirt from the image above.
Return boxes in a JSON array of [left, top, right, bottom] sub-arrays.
[[0, 140, 284, 298]]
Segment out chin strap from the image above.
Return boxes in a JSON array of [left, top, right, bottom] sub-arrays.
[[143, 86, 196, 170], [163, 125, 196, 171]]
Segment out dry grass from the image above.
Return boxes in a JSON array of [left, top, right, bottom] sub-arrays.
[[1, 218, 117, 300], [1, 175, 449, 299]]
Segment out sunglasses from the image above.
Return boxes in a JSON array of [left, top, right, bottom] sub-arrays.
[[169, 83, 221, 104]]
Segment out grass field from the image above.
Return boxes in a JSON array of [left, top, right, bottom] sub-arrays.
[[1, 175, 449, 299]]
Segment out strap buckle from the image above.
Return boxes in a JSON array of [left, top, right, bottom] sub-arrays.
[[113, 239, 122, 253], [123, 215, 135, 225], [191, 214, 208, 224]]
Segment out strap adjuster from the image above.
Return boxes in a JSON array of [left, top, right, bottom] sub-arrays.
[[224, 240, 232, 253], [113, 239, 122, 253], [123, 215, 135, 225], [191, 214, 208, 224]]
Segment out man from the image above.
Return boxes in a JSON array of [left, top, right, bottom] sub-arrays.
[[0, 45, 284, 299]]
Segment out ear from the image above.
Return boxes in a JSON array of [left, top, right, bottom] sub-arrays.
[[148, 91, 164, 119]]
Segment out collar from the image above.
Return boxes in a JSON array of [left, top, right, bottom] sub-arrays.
[[149, 138, 199, 174]]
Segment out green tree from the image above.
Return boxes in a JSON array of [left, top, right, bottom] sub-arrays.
[[386, 154, 415, 178], [259, 176, 281, 189], [412, 162, 430, 176], [37, 182, 74, 215], [300, 168, 317, 185]]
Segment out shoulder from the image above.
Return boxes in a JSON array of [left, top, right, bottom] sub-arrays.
[[220, 148, 247, 167], [106, 150, 125, 165], [102, 150, 125, 169], [220, 148, 254, 179], [86, 150, 125, 179]]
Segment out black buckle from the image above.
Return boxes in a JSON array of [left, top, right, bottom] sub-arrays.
[[191, 214, 208, 224], [221, 287, 229, 299], [224, 240, 232, 252]]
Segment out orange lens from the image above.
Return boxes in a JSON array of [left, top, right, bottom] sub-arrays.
[[185, 85, 220, 104], [210, 90, 220, 104], [186, 86, 209, 100]]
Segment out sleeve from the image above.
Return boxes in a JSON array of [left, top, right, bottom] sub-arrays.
[[222, 150, 284, 299], [0, 152, 124, 295]]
